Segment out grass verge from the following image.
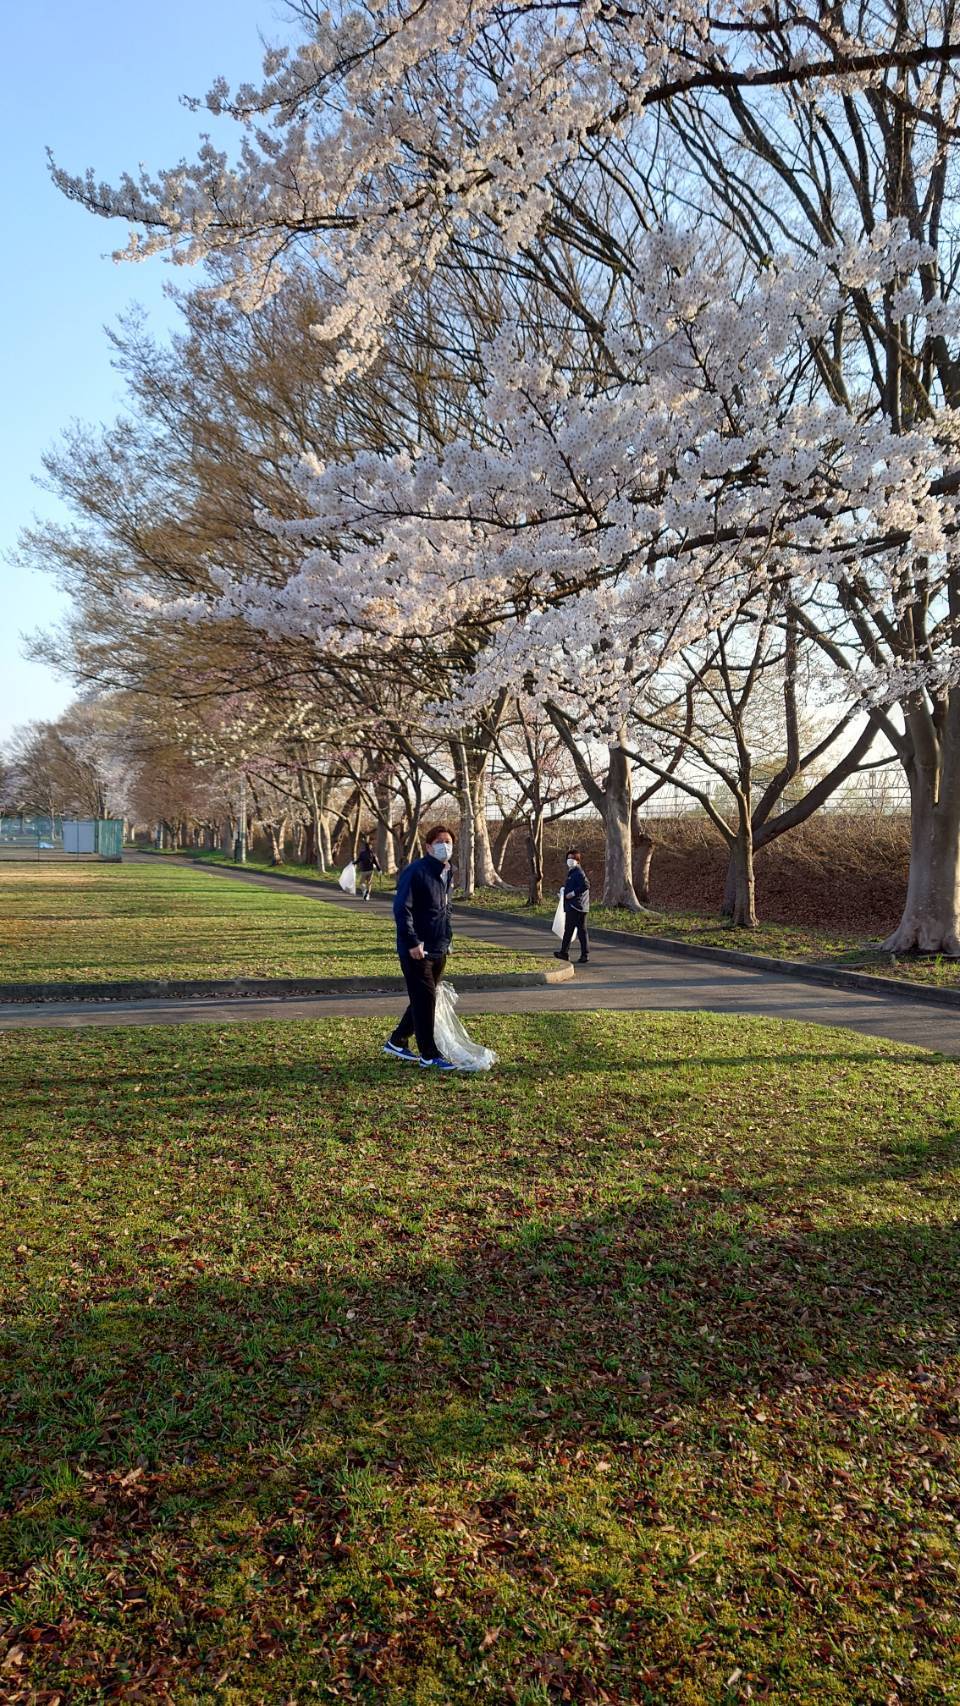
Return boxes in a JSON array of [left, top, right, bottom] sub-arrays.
[[1, 1011, 958, 1702], [161, 857, 960, 992], [458, 887, 960, 990], [0, 863, 540, 987]]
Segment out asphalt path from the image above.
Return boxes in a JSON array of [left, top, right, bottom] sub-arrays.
[[1, 856, 958, 1054]]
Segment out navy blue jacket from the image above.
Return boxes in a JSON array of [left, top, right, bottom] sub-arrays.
[[563, 864, 590, 912], [393, 853, 453, 957]]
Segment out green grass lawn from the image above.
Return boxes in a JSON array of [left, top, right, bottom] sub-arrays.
[[0, 863, 540, 986], [165, 855, 960, 992], [1, 1010, 958, 1702], [458, 887, 960, 989], [463, 886, 869, 959]]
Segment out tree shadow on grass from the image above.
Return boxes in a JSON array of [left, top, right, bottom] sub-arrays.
[[26, 1048, 942, 1105], [4, 1202, 958, 1487], [3, 1199, 959, 1701]]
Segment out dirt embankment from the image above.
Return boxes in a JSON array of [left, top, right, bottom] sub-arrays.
[[495, 815, 909, 935]]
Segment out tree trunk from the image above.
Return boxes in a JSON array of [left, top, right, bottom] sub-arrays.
[[450, 733, 474, 893], [730, 812, 757, 929], [267, 817, 288, 866], [493, 816, 516, 873], [350, 804, 363, 861], [304, 816, 317, 867], [375, 778, 397, 874], [474, 810, 501, 886], [602, 743, 642, 909], [318, 813, 332, 869], [396, 815, 421, 867], [472, 763, 507, 886], [883, 715, 960, 953], [453, 737, 476, 895], [458, 786, 476, 895], [525, 815, 544, 905], [634, 833, 654, 906]]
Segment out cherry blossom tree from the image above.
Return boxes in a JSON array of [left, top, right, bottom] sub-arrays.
[[49, 1, 960, 945]]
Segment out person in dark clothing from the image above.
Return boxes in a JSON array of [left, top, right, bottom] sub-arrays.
[[554, 847, 590, 964], [355, 835, 382, 900], [383, 825, 458, 1070]]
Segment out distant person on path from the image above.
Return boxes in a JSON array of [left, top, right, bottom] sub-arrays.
[[554, 847, 590, 965], [355, 835, 381, 901], [384, 826, 458, 1070]]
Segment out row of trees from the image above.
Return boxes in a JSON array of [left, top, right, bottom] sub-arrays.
[[24, 0, 960, 945], [0, 679, 895, 908]]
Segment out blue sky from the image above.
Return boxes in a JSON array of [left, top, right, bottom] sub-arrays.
[[0, 0, 291, 742]]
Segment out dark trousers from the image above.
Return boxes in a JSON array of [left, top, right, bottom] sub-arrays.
[[561, 909, 589, 959], [392, 952, 447, 1058]]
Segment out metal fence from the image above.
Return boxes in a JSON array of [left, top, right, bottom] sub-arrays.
[[0, 815, 124, 861]]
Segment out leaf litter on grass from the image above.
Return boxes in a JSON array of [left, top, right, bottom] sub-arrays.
[[0, 1009, 958, 1703]]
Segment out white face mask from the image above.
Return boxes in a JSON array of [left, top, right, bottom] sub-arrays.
[[431, 842, 453, 862], [566, 857, 578, 869]]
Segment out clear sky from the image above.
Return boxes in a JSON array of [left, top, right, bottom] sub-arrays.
[[0, 0, 292, 743]]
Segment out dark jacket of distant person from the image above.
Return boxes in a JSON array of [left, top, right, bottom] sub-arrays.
[[563, 863, 590, 913]]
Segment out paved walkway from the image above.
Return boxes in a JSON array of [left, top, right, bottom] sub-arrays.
[[2, 856, 959, 1054]]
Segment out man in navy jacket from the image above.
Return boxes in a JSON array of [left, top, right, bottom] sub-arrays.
[[384, 825, 458, 1070], [554, 847, 590, 964]]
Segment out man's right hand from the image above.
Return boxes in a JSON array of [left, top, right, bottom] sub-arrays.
[[409, 944, 426, 960]]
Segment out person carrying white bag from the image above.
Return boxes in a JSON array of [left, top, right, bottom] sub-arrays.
[[553, 847, 590, 964], [383, 825, 461, 1070]]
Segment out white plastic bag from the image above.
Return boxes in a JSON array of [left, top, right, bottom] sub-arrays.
[[551, 889, 566, 937], [339, 861, 357, 895], [434, 981, 497, 1072]]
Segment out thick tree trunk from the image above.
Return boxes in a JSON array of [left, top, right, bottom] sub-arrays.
[[883, 744, 960, 954], [602, 743, 642, 909]]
